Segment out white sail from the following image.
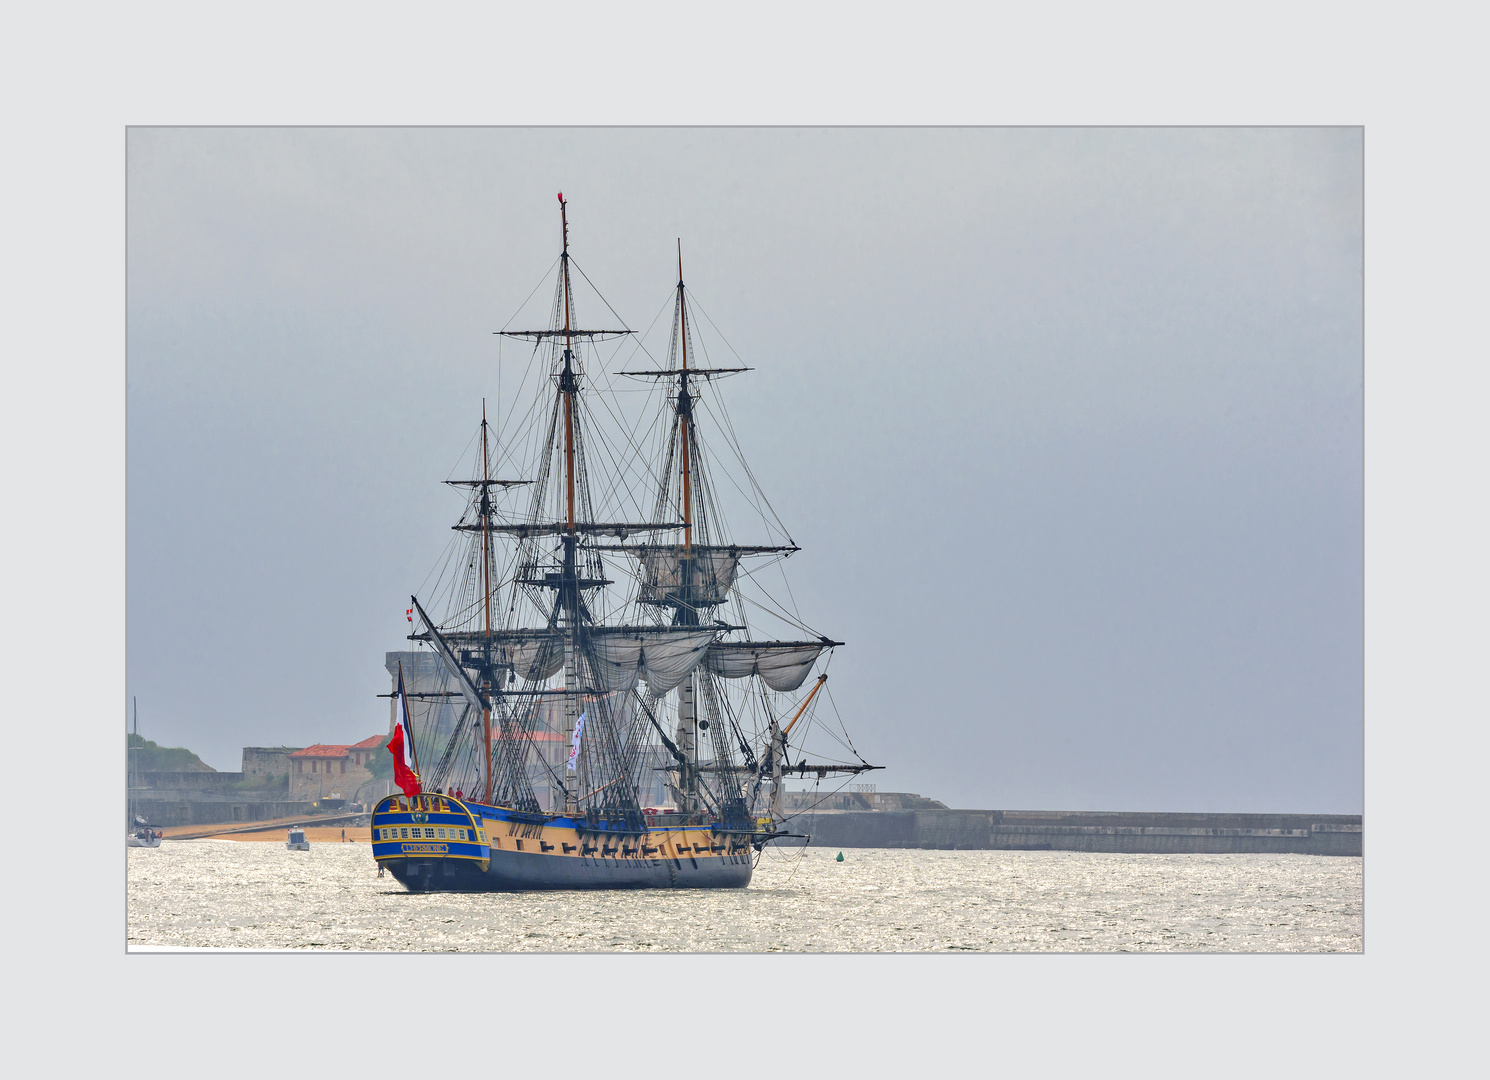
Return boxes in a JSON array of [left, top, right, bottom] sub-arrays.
[[584, 628, 719, 694], [636, 546, 741, 605], [705, 641, 827, 692], [641, 628, 719, 694], [412, 597, 489, 713], [586, 635, 644, 692], [502, 640, 565, 683]]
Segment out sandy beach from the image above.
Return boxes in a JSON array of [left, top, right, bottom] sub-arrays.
[[160, 817, 371, 843]]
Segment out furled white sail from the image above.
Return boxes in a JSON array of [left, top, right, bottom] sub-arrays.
[[411, 596, 489, 713], [705, 642, 827, 692], [502, 640, 565, 683], [636, 546, 742, 605], [583, 628, 719, 694], [585, 635, 644, 692], [640, 628, 719, 694]]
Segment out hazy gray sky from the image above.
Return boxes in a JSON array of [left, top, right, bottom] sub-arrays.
[[126, 127, 1361, 811]]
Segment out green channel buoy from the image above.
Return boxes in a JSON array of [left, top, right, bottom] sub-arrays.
[[836, 851, 844, 862]]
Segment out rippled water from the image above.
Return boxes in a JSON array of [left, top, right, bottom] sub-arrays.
[[127, 841, 1362, 952]]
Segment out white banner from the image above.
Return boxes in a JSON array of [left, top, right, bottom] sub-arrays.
[[566, 711, 587, 772]]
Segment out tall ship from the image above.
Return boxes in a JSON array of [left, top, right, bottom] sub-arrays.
[[371, 195, 877, 891]]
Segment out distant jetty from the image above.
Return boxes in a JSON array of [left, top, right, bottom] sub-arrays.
[[787, 795, 1361, 856]]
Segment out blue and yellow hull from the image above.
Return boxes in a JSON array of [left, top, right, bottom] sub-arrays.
[[370, 794, 756, 891]]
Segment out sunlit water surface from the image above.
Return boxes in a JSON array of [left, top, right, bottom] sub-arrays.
[[127, 842, 1361, 952]]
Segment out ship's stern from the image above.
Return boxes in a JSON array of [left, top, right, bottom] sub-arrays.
[[371, 793, 491, 891]]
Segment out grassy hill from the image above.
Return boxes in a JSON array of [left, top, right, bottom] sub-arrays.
[[126, 732, 215, 772]]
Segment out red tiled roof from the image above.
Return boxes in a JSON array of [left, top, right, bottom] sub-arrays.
[[290, 744, 351, 758], [291, 736, 385, 757]]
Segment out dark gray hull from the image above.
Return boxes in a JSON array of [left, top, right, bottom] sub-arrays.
[[373, 794, 758, 892], [389, 847, 754, 892]]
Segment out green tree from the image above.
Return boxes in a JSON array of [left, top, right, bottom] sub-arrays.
[[366, 736, 394, 781]]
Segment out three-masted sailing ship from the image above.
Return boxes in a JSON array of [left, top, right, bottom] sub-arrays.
[[371, 195, 877, 891]]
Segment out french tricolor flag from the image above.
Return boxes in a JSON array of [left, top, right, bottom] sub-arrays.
[[388, 664, 421, 797]]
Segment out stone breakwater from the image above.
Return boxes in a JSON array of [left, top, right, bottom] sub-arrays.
[[790, 809, 1362, 856]]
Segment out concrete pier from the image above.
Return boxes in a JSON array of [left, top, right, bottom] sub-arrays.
[[789, 807, 1362, 856]]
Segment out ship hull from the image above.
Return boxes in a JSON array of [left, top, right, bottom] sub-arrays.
[[372, 793, 754, 892], [388, 844, 753, 892]]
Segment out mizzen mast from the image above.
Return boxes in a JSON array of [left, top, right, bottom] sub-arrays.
[[425, 403, 531, 803], [479, 401, 494, 804]]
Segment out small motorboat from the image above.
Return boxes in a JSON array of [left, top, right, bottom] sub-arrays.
[[287, 827, 310, 851]]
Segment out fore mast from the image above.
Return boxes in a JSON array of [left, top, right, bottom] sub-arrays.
[[618, 241, 879, 826], [672, 242, 700, 811]]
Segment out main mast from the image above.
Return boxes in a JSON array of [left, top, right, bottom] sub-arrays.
[[561, 195, 578, 533], [558, 193, 582, 814], [484, 194, 675, 817]]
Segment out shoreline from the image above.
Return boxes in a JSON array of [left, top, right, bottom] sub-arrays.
[[159, 815, 370, 843]]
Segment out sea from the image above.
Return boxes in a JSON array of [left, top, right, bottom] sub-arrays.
[[127, 841, 1362, 952]]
